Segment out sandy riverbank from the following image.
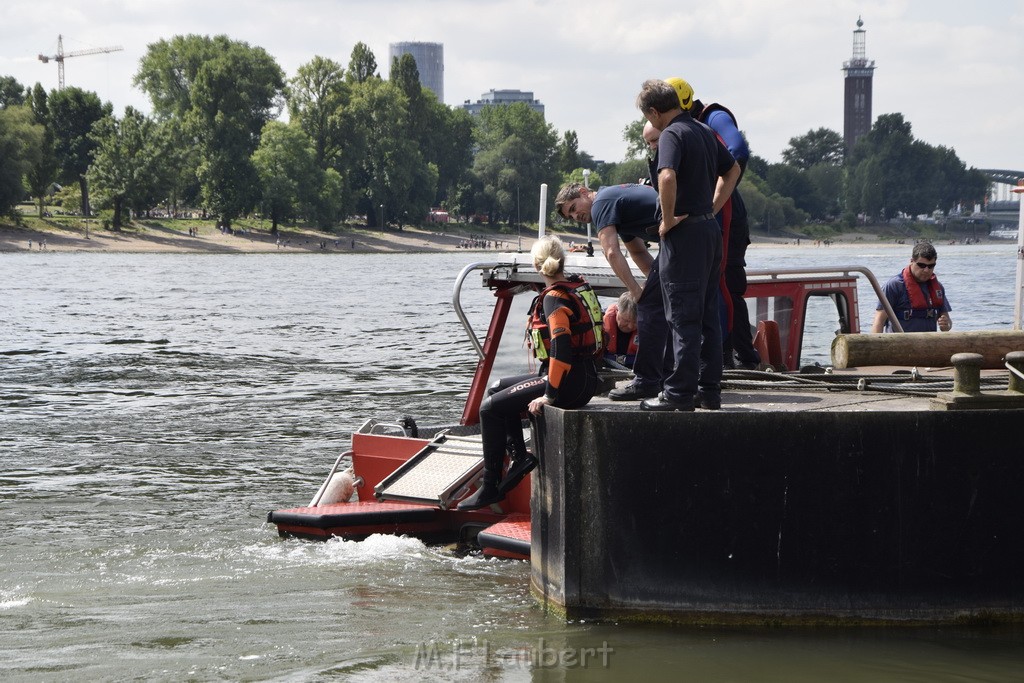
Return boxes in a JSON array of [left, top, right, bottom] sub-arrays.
[[0, 219, 963, 255], [0, 221, 534, 255]]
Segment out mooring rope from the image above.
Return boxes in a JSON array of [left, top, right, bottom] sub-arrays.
[[721, 369, 1009, 398]]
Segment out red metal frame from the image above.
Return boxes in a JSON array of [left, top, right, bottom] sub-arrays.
[[746, 275, 860, 370], [460, 283, 517, 426]]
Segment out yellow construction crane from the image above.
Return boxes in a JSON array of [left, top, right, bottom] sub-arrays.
[[38, 34, 124, 90]]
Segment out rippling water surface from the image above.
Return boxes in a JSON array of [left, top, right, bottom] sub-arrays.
[[2, 246, 1022, 681]]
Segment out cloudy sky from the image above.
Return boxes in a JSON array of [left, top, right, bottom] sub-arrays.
[[3, 0, 1022, 172]]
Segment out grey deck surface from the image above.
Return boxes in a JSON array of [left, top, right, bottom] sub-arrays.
[[588, 366, 1017, 413]]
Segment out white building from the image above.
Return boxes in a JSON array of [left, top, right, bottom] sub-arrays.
[[462, 89, 544, 117]]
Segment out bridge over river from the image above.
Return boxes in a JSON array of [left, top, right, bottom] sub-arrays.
[[980, 170, 1022, 234]]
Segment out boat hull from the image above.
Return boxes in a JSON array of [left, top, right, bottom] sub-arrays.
[[267, 430, 532, 556]]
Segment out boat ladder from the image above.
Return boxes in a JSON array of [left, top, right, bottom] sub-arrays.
[[374, 434, 485, 510]]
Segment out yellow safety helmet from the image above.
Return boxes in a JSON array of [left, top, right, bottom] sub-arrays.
[[665, 77, 694, 110]]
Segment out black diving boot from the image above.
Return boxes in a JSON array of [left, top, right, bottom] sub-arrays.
[[457, 480, 504, 510], [497, 450, 537, 495]]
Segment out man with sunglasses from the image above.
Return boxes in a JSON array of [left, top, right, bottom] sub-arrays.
[[871, 242, 953, 333]]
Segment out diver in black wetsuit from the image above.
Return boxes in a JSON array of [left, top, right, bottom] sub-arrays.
[[457, 235, 601, 510]]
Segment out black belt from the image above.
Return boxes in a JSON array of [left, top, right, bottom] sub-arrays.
[[679, 213, 717, 224], [645, 213, 716, 236]]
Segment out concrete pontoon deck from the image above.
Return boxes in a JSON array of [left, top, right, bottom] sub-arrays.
[[530, 365, 1024, 625]]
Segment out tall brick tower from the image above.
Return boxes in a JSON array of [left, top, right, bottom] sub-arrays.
[[842, 17, 875, 154]]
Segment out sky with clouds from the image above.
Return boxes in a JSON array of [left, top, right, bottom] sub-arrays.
[[3, 0, 1023, 173]]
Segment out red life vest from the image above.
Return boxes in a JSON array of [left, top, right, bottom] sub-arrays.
[[900, 266, 945, 317], [602, 305, 639, 359], [527, 277, 603, 361]]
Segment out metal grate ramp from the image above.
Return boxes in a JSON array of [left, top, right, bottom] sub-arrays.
[[374, 434, 485, 510]]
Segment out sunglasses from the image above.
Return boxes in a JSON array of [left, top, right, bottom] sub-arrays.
[[915, 262, 936, 269]]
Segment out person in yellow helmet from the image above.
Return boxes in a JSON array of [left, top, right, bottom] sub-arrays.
[[666, 76, 695, 110]]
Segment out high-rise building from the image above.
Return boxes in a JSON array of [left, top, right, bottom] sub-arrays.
[[461, 89, 545, 117], [388, 41, 444, 102], [842, 17, 876, 153]]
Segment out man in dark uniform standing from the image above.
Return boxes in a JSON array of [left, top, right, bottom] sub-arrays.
[[635, 79, 740, 411]]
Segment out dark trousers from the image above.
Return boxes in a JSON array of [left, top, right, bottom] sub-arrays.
[[478, 362, 598, 482], [659, 219, 723, 401], [723, 265, 760, 366], [631, 254, 672, 387]]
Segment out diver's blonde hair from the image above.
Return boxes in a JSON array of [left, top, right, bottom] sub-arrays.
[[531, 235, 565, 277]]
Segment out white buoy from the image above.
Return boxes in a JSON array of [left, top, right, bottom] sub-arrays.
[[318, 467, 356, 505]]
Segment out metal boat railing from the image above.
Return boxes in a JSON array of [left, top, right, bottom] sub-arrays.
[[746, 265, 902, 333], [453, 259, 899, 360]]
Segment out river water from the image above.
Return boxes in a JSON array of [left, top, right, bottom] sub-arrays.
[[2, 244, 1022, 681]]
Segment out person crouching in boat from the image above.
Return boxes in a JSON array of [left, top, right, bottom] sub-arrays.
[[603, 292, 640, 369], [457, 235, 603, 510]]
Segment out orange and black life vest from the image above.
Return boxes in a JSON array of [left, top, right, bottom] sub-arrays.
[[526, 277, 603, 361]]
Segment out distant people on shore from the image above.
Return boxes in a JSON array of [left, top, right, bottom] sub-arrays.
[[456, 235, 505, 250], [871, 241, 952, 333]]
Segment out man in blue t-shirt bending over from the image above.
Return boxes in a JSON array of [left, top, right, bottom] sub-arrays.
[[556, 182, 666, 400]]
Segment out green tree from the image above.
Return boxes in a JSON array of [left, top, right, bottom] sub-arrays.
[[286, 56, 358, 223], [806, 163, 843, 217], [88, 107, 165, 229], [747, 154, 770, 179], [605, 158, 650, 186], [346, 78, 435, 225], [24, 84, 58, 218], [389, 53, 473, 207], [781, 128, 845, 170], [135, 35, 285, 227], [845, 113, 960, 219], [472, 102, 558, 224], [0, 104, 43, 216], [933, 146, 989, 213], [389, 53, 422, 105], [0, 76, 27, 108], [767, 163, 823, 218], [134, 34, 229, 119], [563, 168, 603, 190], [346, 42, 379, 84], [154, 117, 201, 216], [183, 38, 285, 227], [622, 118, 647, 159], [426, 103, 474, 206], [252, 121, 321, 233], [288, 56, 351, 169], [47, 86, 111, 216], [557, 130, 582, 176], [739, 167, 809, 232]]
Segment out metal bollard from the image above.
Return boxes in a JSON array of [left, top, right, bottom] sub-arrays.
[[1007, 351, 1024, 394], [950, 353, 983, 395]]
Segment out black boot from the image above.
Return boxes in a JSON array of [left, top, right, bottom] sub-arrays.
[[497, 451, 537, 495], [457, 479, 504, 510]]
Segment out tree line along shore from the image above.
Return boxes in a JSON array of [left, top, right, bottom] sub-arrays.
[[1, 34, 992, 251], [3, 206, 996, 256]]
